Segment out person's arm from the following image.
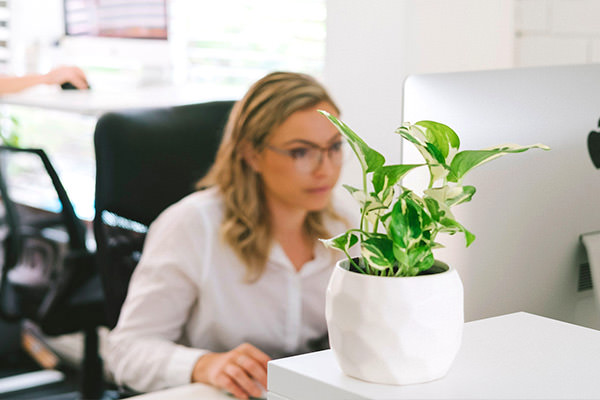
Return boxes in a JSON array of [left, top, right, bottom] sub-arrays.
[[106, 203, 269, 399], [106, 208, 208, 393], [0, 74, 46, 94], [0, 66, 88, 95]]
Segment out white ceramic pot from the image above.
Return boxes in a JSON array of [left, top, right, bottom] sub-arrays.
[[325, 259, 464, 385]]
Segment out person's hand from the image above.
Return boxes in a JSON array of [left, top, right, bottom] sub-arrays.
[[43, 66, 89, 89], [192, 342, 271, 400]]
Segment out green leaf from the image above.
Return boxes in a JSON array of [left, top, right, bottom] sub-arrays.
[[396, 124, 449, 183], [319, 110, 385, 173], [342, 184, 365, 205], [405, 199, 422, 240], [389, 194, 431, 250], [392, 243, 408, 267], [446, 185, 476, 206], [389, 200, 409, 248], [342, 184, 360, 196], [410, 196, 433, 228], [364, 193, 389, 212], [320, 231, 359, 252], [380, 186, 394, 208], [440, 217, 476, 247], [425, 142, 446, 165], [448, 143, 550, 182], [408, 245, 435, 274], [361, 235, 395, 271], [415, 120, 460, 161], [423, 187, 455, 221], [379, 211, 393, 231], [403, 191, 434, 230], [365, 199, 389, 222], [424, 197, 443, 221], [372, 164, 423, 193]]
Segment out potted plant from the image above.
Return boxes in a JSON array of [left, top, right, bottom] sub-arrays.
[[319, 110, 549, 385]]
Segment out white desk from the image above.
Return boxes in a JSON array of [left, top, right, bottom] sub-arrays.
[[267, 312, 600, 399], [127, 382, 232, 400], [0, 83, 238, 116]]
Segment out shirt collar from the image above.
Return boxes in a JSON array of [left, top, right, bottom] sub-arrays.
[[269, 241, 332, 277]]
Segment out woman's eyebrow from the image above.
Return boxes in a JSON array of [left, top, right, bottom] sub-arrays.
[[282, 133, 342, 147]]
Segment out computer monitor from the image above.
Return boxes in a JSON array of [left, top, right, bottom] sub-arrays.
[[63, 0, 168, 39], [402, 64, 600, 329], [59, 0, 171, 88]]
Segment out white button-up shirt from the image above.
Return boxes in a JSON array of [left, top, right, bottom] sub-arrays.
[[106, 187, 356, 393]]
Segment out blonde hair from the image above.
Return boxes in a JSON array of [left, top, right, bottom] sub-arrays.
[[199, 71, 342, 282]]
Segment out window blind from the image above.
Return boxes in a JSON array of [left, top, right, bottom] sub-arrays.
[[0, 0, 9, 71]]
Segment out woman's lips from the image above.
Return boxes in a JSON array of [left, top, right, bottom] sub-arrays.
[[306, 186, 331, 194]]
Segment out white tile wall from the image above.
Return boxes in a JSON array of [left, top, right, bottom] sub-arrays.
[[515, 0, 549, 32], [517, 35, 588, 66], [516, 0, 600, 66], [552, 0, 600, 34], [592, 39, 600, 62]]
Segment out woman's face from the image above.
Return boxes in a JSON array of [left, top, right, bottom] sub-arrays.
[[252, 101, 343, 214]]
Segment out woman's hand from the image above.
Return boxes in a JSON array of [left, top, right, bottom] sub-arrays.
[[192, 342, 271, 399], [44, 66, 89, 89]]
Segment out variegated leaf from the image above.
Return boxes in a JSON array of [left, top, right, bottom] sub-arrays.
[[372, 164, 423, 193], [320, 231, 360, 252], [319, 110, 385, 173], [396, 123, 450, 183], [448, 143, 550, 183]]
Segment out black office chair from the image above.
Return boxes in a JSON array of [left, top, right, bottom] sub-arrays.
[[93, 100, 234, 330], [0, 145, 106, 399]]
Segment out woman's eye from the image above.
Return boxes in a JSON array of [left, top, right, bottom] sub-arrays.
[[329, 141, 343, 152], [289, 148, 310, 159]]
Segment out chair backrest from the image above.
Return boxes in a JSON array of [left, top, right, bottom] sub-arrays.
[[0, 146, 100, 333], [93, 100, 234, 328]]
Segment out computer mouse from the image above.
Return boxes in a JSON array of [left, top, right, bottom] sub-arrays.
[[60, 82, 91, 90]]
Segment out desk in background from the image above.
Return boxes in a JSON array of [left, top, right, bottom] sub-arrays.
[[0, 84, 239, 116], [0, 84, 237, 220]]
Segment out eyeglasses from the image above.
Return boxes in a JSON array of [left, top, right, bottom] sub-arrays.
[[265, 140, 345, 173]]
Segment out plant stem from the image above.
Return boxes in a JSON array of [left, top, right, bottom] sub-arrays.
[[344, 249, 364, 273], [360, 171, 368, 232], [373, 211, 380, 233], [428, 165, 438, 189]]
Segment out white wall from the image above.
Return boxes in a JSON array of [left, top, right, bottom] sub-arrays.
[[325, 0, 514, 186], [404, 1, 514, 74], [516, 0, 600, 66], [324, 0, 409, 186], [9, 0, 64, 74]]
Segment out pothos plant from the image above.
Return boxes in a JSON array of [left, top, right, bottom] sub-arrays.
[[319, 110, 550, 277]]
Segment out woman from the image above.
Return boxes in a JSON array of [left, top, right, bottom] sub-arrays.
[[106, 72, 356, 399]]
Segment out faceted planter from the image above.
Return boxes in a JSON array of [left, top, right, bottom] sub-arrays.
[[325, 259, 464, 385]]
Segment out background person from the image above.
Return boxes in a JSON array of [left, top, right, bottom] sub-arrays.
[[0, 65, 89, 94], [106, 71, 356, 399]]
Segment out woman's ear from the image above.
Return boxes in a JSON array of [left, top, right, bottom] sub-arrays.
[[242, 142, 261, 172]]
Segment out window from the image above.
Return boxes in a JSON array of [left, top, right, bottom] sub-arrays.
[[64, 0, 168, 39], [171, 0, 326, 95], [0, 0, 9, 72], [57, 0, 326, 95]]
